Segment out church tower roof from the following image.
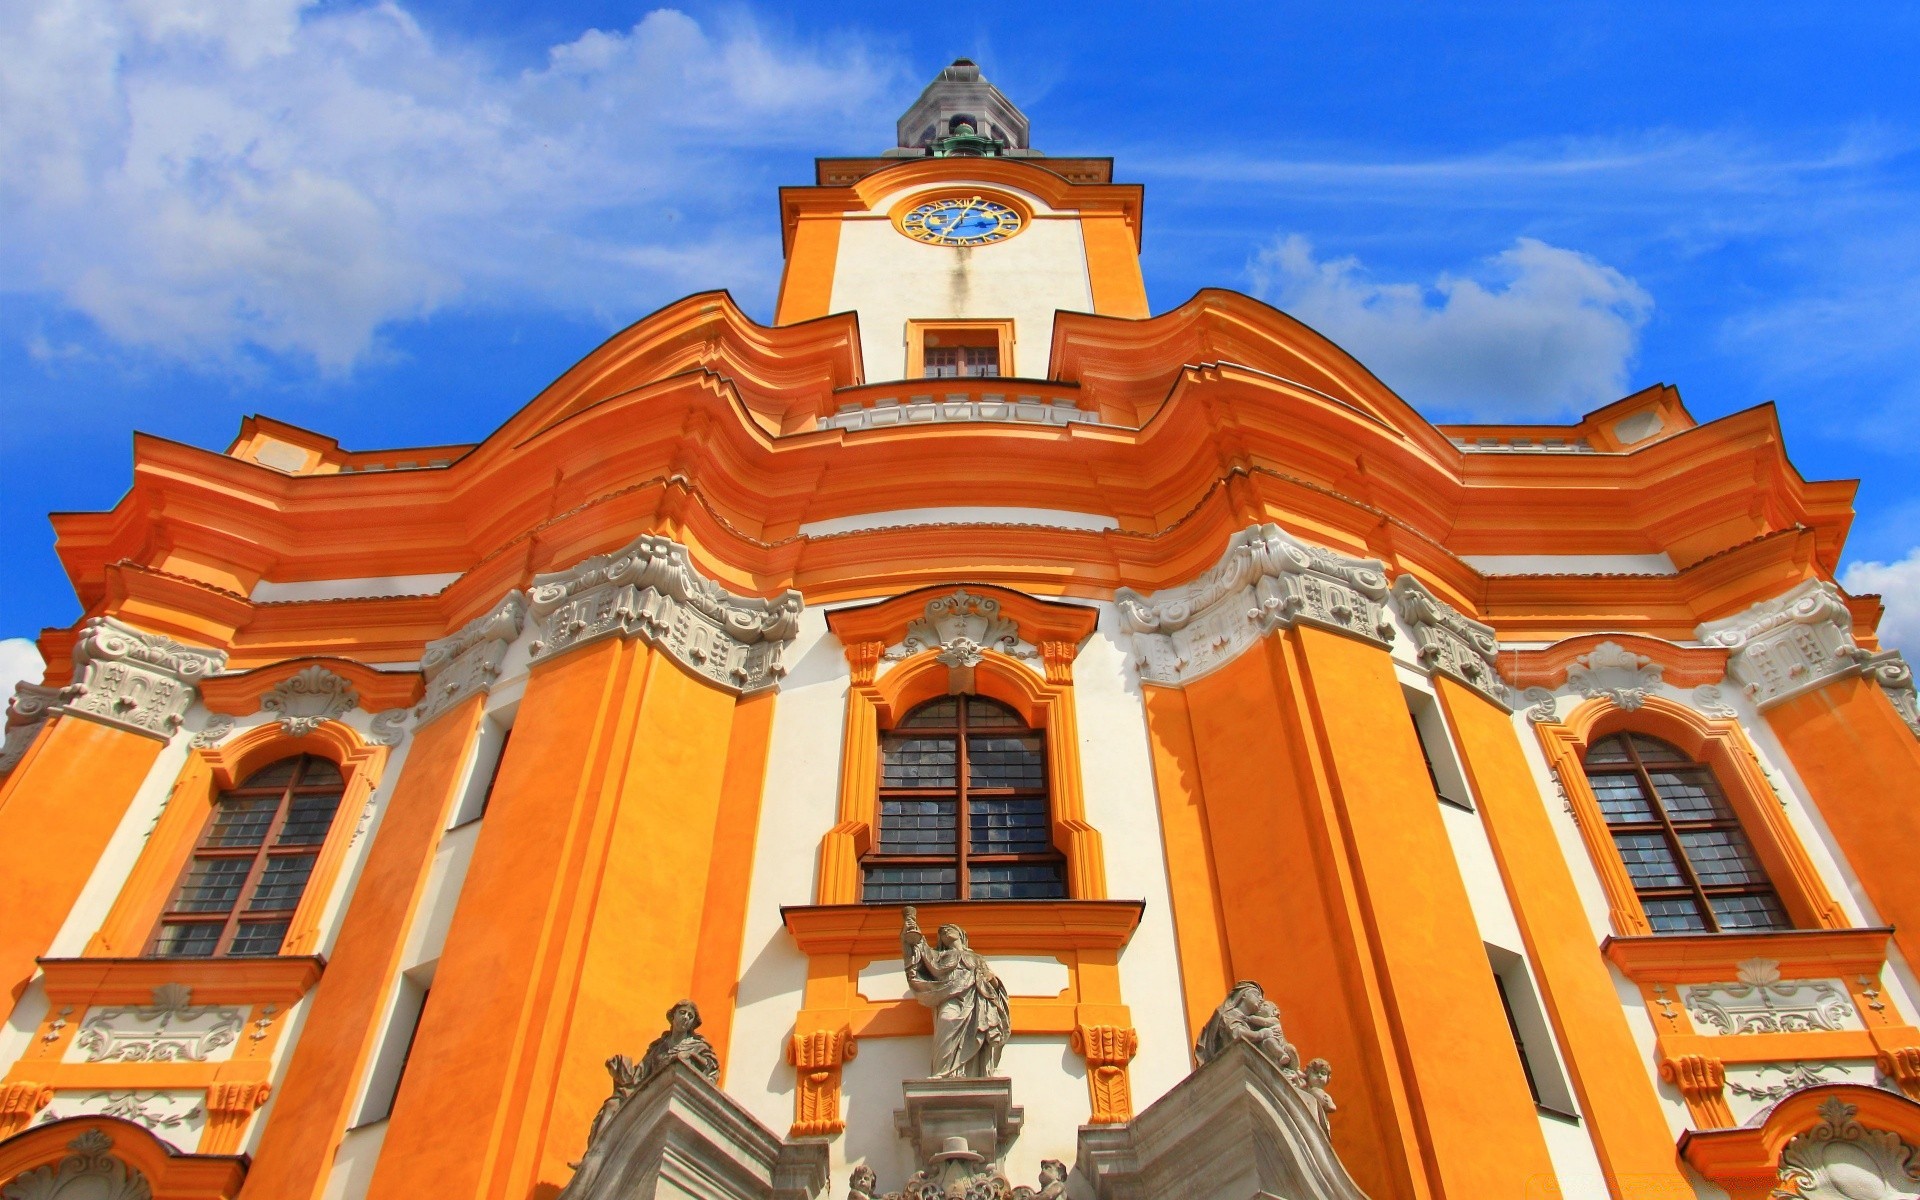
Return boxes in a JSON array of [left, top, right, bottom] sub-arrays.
[[886, 58, 1040, 158]]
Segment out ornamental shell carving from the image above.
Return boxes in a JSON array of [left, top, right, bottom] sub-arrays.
[[1774, 1096, 1920, 1199], [0, 1128, 152, 1200], [261, 666, 358, 736], [885, 589, 1030, 668], [1565, 641, 1664, 710]]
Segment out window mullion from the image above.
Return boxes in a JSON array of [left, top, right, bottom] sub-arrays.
[[955, 705, 972, 899], [220, 773, 298, 954], [1632, 745, 1719, 932]]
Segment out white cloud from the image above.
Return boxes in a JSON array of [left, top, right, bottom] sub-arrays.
[[1249, 234, 1652, 419], [0, 2, 900, 369], [1843, 551, 1920, 656], [0, 638, 47, 703]]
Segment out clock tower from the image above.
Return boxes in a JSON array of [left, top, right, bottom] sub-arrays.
[[774, 60, 1149, 381]]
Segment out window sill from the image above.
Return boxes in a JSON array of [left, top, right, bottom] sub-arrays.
[[37, 953, 326, 1007], [1436, 794, 1475, 813], [1602, 927, 1892, 985], [782, 899, 1144, 957], [1536, 1103, 1581, 1124]]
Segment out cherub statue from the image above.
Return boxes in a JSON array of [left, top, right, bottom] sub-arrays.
[[901, 906, 1011, 1079], [1304, 1058, 1337, 1130], [848, 1164, 879, 1200], [1012, 1159, 1068, 1200]]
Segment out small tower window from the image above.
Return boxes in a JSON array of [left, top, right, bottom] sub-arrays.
[[1582, 733, 1788, 933], [864, 697, 1064, 901], [151, 754, 344, 957], [923, 345, 1000, 378]]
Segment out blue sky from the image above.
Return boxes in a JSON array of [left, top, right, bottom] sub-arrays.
[[5, 1, 1920, 689]]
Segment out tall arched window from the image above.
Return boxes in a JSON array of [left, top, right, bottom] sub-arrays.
[[864, 696, 1065, 902], [151, 754, 344, 957], [1582, 733, 1788, 933]]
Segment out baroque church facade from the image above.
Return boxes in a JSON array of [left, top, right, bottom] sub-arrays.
[[3, 60, 1920, 1200]]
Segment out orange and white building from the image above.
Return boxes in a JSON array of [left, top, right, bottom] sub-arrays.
[[3, 59, 1920, 1200]]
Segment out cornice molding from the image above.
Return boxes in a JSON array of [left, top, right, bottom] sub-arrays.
[[1115, 523, 1393, 686], [1696, 580, 1868, 709], [415, 590, 526, 726], [54, 617, 226, 740], [1389, 576, 1512, 707], [526, 533, 803, 694]]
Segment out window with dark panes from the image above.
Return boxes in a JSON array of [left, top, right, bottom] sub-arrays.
[[1582, 733, 1788, 934], [864, 696, 1064, 902], [922, 344, 1000, 378], [151, 754, 344, 957]]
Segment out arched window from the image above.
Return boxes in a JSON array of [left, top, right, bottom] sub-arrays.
[[864, 696, 1065, 902], [1582, 733, 1788, 933], [151, 754, 345, 957]]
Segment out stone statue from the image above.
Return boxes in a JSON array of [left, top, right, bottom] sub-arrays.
[[1303, 1058, 1337, 1131], [581, 999, 721, 1152], [901, 907, 1011, 1079], [848, 1164, 879, 1200], [1196, 980, 1299, 1074], [848, 1156, 1067, 1200], [1011, 1159, 1067, 1200]]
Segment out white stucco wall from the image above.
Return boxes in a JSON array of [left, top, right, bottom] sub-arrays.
[[829, 182, 1094, 382]]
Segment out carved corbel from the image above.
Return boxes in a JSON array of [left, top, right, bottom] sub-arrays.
[[1878, 1046, 1920, 1100], [1860, 651, 1920, 739], [200, 1080, 273, 1153], [56, 616, 227, 739], [846, 640, 885, 687], [1073, 1023, 1140, 1124], [526, 535, 802, 695], [1660, 1053, 1733, 1128], [0, 682, 61, 775], [1040, 640, 1078, 686], [0, 1080, 54, 1137], [786, 1026, 856, 1137], [1697, 580, 1867, 709], [1388, 576, 1511, 707], [416, 590, 528, 725]]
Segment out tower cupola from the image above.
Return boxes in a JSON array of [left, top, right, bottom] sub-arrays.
[[887, 59, 1037, 158]]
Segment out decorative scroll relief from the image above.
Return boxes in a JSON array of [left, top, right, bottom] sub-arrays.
[[1697, 580, 1867, 709], [66, 985, 243, 1065], [0, 1129, 153, 1200], [1861, 651, 1920, 740], [1724, 1061, 1878, 1127], [527, 534, 802, 695], [0, 682, 60, 775], [1567, 640, 1665, 710], [1694, 684, 1740, 720], [1774, 1096, 1920, 1198], [416, 590, 527, 725], [36, 1091, 206, 1150], [56, 617, 226, 738], [1389, 576, 1511, 707], [261, 665, 356, 736], [882, 589, 1039, 670], [1115, 523, 1393, 686], [1684, 960, 1861, 1036]]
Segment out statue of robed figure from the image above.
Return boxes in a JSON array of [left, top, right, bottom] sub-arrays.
[[900, 906, 1011, 1078]]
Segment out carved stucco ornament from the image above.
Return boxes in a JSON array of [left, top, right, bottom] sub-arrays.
[[1389, 576, 1511, 707], [1566, 640, 1665, 710], [369, 709, 410, 747], [1115, 523, 1393, 686], [0, 682, 61, 775], [71, 984, 243, 1064], [1521, 687, 1559, 724], [1685, 960, 1860, 1036], [416, 591, 527, 725], [0, 1128, 152, 1200], [527, 535, 802, 695], [1860, 651, 1920, 740], [189, 714, 235, 749], [1697, 581, 1868, 709], [1693, 684, 1740, 720], [56, 617, 225, 739], [259, 666, 357, 736], [1773, 1096, 1920, 1199], [884, 589, 1034, 669]]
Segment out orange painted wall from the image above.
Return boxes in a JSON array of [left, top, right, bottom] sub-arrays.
[[1289, 628, 1557, 1199], [1436, 677, 1690, 1198], [775, 215, 843, 325], [0, 717, 164, 1004], [364, 637, 763, 1200], [240, 695, 481, 1200], [1766, 677, 1920, 972], [1152, 639, 1422, 1200]]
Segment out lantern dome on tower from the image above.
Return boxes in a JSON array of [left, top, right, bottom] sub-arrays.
[[887, 58, 1039, 158]]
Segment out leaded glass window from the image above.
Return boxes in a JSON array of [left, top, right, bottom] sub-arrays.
[[151, 754, 344, 957], [864, 697, 1064, 901], [1582, 733, 1788, 934]]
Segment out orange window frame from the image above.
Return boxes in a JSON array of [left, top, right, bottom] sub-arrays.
[[905, 318, 1016, 380], [87, 721, 387, 958], [1536, 695, 1845, 937]]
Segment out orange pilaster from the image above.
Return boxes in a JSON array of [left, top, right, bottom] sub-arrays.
[[775, 213, 842, 325], [1436, 677, 1692, 1199], [1081, 212, 1150, 318], [0, 717, 165, 1004], [1765, 676, 1920, 972], [1289, 628, 1557, 1199], [239, 695, 482, 1200], [364, 637, 768, 1200]]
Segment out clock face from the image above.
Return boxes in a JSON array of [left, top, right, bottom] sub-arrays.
[[899, 195, 1024, 247]]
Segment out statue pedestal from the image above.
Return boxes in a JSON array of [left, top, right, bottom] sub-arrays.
[[559, 1063, 829, 1200], [893, 1077, 1024, 1167]]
